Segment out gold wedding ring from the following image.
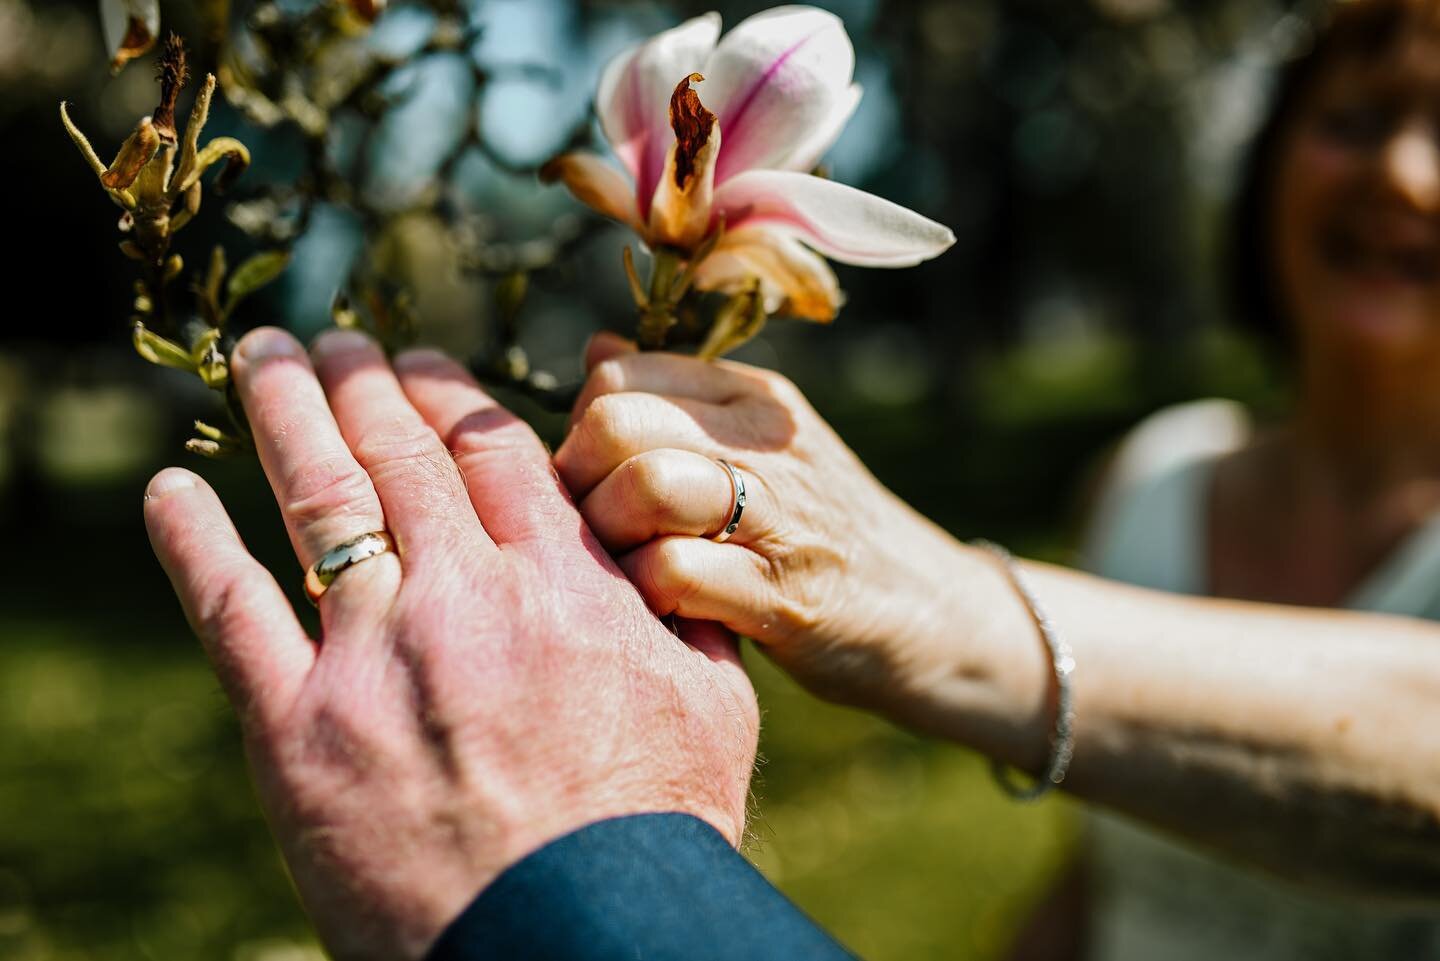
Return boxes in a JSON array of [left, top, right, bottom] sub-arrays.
[[304, 531, 396, 606], [712, 459, 747, 543]]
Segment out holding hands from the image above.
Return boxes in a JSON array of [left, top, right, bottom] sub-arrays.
[[557, 333, 1006, 725], [143, 328, 759, 960], [142, 322, 1440, 960]]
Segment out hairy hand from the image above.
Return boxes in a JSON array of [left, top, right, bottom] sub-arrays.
[[143, 328, 758, 961], [554, 333, 967, 710]]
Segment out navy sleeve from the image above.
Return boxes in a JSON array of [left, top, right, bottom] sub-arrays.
[[425, 813, 857, 961]]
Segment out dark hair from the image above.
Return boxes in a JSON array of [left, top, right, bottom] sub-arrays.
[[1227, 0, 1435, 349]]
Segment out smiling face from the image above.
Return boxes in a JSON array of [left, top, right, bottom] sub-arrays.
[[1271, 9, 1440, 362]]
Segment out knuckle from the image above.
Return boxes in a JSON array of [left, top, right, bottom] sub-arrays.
[[753, 366, 792, 393], [639, 540, 703, 611], [623, 452, 684, 519], [351, 421, 444, 473], [449, 407, 544, 460], [284, 459, 376, 529], [578, 393, 639, 454], [774, 592, 824, 640], [743, 367, 802, 410], [765, 549, 830, 639], [586, 358, 629, 398]]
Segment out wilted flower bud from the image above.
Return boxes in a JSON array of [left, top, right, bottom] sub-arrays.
[[62, 36, 251, 259]]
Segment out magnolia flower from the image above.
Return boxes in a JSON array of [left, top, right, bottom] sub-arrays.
[[347, 0, 387, 22], [100, 0, 160, 73], [543, 6, 954, 328]]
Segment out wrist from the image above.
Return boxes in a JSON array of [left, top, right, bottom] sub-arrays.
[[856, 535, 1054, 773]]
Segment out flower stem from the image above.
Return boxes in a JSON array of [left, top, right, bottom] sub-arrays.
[[636, 247, 682, 351]]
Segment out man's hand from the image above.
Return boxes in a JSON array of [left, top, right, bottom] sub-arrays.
[[142, 328, 759, 961]]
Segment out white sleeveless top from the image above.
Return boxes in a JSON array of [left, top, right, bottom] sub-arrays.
[[1082, 400, 1440, 961]]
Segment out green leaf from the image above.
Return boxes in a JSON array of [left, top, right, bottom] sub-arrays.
[[698, 278, 767, 360], [173, 136, 250, 196], [132, 322, 196, 372], [191, 328, 229, 389], [223, 250, 289, 319], [59, 102, 106, 178]]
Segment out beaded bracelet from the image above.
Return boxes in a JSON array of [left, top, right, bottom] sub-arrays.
[[972, 540, 1076, 801]]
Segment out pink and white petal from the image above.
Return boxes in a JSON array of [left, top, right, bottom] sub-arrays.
[[539, 152, 642, 229], [714, 170, 955, 268], [700, 6, 855, 183], [101, 0, 160, 72], [694, 227, 842, 321], [771, 82, 862, 174], [596, 13, 721, 220]]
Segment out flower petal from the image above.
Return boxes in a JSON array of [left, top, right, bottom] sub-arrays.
[[700, 6, 855, 182], [713, 170, 955, 267], [102, 116, 160, 191], [694, 226, 842, 321], [647, 75, 721, 250], [596, 13, 721, 221], [540, 152, 642, 230], [776, 82, 862, 174], [100, 0, 160, 74]]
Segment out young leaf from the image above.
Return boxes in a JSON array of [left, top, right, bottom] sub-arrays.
[[132, 322, 197, 372], [223, 250, 290, 318]]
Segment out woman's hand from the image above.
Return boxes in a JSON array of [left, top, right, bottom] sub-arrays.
[[554, 336, 1440, 899], [555, 334, 986, 714]]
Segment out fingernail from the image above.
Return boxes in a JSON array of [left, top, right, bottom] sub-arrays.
[[393, 347, 450, 374], [145, 468, 196, 500], [310, 328, 374, 359], [236, 328, 302, 363]]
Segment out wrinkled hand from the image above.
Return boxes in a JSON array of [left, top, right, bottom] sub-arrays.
[[555, 334, 968, 710], [143, 328, 758, 961]]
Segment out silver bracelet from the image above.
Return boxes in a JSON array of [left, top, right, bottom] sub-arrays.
[[972, 540, 1076, 801]]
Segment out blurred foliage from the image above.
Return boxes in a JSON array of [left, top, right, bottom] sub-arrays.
[[0, 0, 1312, 957]]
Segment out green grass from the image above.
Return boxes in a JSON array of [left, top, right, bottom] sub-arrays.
[[742, 653, 1076, 960], [0, 612, 1073, 960]]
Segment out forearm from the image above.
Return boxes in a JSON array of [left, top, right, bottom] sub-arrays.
[[874, 540, 1440, 898]]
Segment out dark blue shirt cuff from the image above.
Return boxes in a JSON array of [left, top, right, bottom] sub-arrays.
[[425, 812, 856, 961]]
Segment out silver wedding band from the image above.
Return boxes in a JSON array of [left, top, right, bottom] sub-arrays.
[[712, 459, 746, 543]]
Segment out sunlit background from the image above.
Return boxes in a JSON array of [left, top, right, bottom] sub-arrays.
[[1, 0, 1310, 957]]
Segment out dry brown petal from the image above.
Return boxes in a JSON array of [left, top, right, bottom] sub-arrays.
[[152, 34, 189, 141], [101, 117, 160, 190], [669, 73, 715, 190]]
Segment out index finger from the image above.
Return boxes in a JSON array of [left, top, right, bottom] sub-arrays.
[[569, 338, 766, 432]]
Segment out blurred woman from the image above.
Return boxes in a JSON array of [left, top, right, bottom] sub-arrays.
[[553, 0, 1440, 957], [1029, 0, 1440, 955]]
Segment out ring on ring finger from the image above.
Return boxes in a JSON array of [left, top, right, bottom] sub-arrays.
[[304, 530, 396, 605], [711, 460, 747, 544]]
